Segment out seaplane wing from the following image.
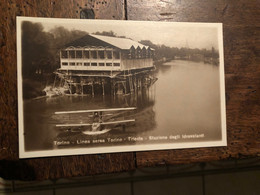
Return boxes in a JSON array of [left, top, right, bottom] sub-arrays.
[[55, 107, 136, 115], [101, 119, 135, 125], [56, 119, 135, 127], [56, 123, 92, 127]]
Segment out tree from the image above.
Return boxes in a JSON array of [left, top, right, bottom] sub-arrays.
[[93, 31, 117, 37], [22, 22, 89, 79], [139, 40, 158, 50], [22, 21, 53, 78]]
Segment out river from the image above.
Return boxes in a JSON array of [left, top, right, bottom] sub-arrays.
[[23, 60, 222, 152]]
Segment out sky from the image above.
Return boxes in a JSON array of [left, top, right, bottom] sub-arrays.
[[24, 17, 221, 50]]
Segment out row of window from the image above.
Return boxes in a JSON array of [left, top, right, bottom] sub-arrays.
[[62, 62, 120, 67], [128, 49, 154, 59], [61, 50, 120, 59]]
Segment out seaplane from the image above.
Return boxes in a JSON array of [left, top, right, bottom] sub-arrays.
[[55, 107, 136, 135]]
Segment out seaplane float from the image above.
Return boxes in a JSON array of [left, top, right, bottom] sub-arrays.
[[55, 107, 136, 135]]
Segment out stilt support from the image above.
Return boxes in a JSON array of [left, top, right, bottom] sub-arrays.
[[92, 82, 94, 97], [102, 81, 105, 96]]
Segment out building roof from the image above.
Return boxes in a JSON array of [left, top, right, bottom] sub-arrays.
[[65, 34, 154, 50], [90, 34, 147, 50]]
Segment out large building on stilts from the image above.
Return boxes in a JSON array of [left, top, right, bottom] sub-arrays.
[[55, 34, 156, 96]]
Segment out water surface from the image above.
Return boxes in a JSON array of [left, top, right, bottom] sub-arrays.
[[23, 60, 222, 151]]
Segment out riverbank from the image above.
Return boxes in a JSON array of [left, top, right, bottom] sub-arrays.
[[22, 78, 46, 99]]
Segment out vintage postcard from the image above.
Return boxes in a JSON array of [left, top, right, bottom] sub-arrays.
[[17, 17, 226, 158]]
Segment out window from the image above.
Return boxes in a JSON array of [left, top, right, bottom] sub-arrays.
[[99, 63, 105, 66], [91, 63, 97, 66], [84, 63, 90, 66], [69, 51, 75, 58], [130, 47, 135, 59], [106, 51, 112, 59], [147, 50, 150, 58], [151, 50, 154, 57], [62, 62, 68, 66], [76, 50, 82, 58], [76, 62, 82, 66], [106, 63, 112, 66], [98, 51, 105, 59], [91, 51, 97, 59], [128, 52, 132, 59], [113, 51, 120, 59], [121, 52, 128, 59], [69, 62, 75, 66], [147, 50, 151, 58], [114, 63, 120, 66], [83, 51, 89, 58], [61, 51, 68, 58], [142, 49, 146, 58], [136, 48, 141, 58]]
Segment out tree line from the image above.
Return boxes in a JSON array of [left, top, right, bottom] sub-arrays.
[[21, 26, 219, 98], [22, 21, 88, 80], [92, 31, 219, 63], [22, 25, 219, 81], [139, 40, 219, 63]]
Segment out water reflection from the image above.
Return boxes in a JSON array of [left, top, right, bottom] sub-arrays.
[[153, 60, 221, 141], [24, 83, 156, 151]]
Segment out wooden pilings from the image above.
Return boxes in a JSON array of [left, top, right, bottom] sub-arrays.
[[91, 81, 94, 97], [59, 69, 156, 96], [102, 81, 105, 96]]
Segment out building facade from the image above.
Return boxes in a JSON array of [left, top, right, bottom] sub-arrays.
[[55, 34, 156, 95]]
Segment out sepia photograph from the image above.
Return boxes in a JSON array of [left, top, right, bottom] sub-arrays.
[[17, 17, 226, 158]]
